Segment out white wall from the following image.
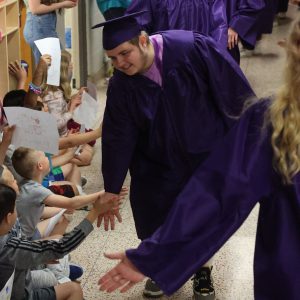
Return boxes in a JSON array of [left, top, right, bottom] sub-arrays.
[[86, 1, 105, 77]]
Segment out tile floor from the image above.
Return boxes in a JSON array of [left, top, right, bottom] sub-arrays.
[[69, 5, 299, 300]]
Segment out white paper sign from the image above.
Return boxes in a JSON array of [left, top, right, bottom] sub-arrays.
[[4, 107, 59, 154], [34, 37, 61, 86], [73, 91, 98, 129], [87, 80, 98, 101], [0, 269, 14, 300]]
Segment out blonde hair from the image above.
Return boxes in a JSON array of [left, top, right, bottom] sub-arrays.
[[11, 147, 39, 179], [269, 18, 300, 184], [44, 50, 72, 101]]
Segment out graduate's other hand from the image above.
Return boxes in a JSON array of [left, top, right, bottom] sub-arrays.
[[98, 252, 146, 293], [228, 28, 239, 50]]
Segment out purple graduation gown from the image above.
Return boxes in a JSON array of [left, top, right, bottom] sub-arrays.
[[224, 0, 265, 62], [126, 0, 228, 49], [258, 0, 278, 35], [126, 100, 300, 299], [102, 30, 254, 240]]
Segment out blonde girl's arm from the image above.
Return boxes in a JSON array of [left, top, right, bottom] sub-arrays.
[[29, 0, 77, 15]]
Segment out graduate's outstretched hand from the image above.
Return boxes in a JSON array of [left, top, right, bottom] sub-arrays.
[[98, 252, 146, 293], [228, 27, 239, 50]]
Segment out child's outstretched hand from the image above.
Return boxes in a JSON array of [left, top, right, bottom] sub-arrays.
[[8, 61, 27, 89], [93, 192, 122, 216], [96, 187, 129, 230], [2, 125, 16, 146]]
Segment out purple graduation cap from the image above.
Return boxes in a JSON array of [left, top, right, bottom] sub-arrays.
[[92, 11, 147, 50]]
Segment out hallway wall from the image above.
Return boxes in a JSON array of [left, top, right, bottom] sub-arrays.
[[86, 1, 105, 79]]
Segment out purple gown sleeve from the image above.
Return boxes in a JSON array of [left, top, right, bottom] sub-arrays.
[[126, 101, 273, 295], [210, 0, 228, 49], [102, 80, 139, 193], [229, 0, 265, 47]]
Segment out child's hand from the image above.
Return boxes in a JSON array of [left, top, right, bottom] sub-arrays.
[[41, 54, 52, 66], [8, 61, 27, 84], [94, 192, 122, 216], [78, 87, 87, 96], [38, 54, 52, 72], [2, 125, 16, 145], [69, 95, 82, 112]]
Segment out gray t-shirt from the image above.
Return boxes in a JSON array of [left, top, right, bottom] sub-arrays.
[[0, 219, 93, 300], [16, 180, 53, 239]]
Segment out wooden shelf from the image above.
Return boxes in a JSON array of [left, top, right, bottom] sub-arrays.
[[0, 0, 20, 97], [5, 26, 18, 36], [0, 0, 17, 9]]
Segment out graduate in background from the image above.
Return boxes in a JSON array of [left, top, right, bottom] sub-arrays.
[[96, 0, 132, 20], [92, 11, 254, 300], [125, 0, 228, 49], [224, 0, 265, 63], [99, 17, 300, 300]]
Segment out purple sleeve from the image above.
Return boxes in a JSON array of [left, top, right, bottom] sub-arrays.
[[102, 80, 138, 193], [126, 102, 273, 295], [229, 0, 265, 47]]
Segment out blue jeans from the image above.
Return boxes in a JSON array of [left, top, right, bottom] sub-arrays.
[[23, 12, 58, 65]]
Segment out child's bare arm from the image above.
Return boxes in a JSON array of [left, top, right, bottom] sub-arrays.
[[59, 126, 101, 150], [24, 55, 51, 108], [51, 147, 76, 167], [44, 191, 105, 210], [0, 126, 15, 165]]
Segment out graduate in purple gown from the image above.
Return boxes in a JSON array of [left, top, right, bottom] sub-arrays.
[[125, 0, 228, 49], [92, 11, 254, 299], [224, 0, 265, 63], [258, 0, 278, 35], [277, 0, 289, 15], [99, 17, 300, 300]]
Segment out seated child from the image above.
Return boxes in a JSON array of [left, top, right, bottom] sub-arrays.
[[0, 164, 84, 287], [28, 52, 95, 166], [0, 182, 120, 300], [11, 147, 109, 240], [2, 90, 82, 196]]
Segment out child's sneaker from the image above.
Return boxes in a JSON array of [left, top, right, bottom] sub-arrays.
[[193, 267, 215, 300], [143, 279, 164, 298], [69, 263, 84, 281]]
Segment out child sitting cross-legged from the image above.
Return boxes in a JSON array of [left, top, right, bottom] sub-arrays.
[[11, 147, 126, 240], [0, 182, 121, 300]]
